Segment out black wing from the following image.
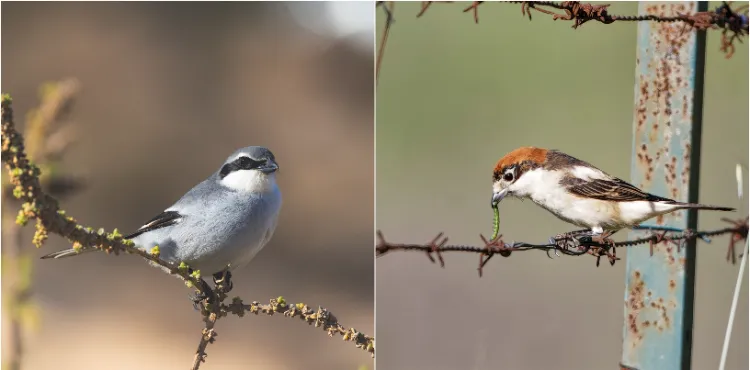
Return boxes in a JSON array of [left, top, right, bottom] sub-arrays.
[[124, 210, 183, 239], [562, 176, 676, 203]]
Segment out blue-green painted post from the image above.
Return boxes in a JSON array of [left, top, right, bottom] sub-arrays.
[[621, 2, 708, 370]]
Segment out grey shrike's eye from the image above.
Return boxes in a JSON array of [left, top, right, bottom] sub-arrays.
[[237, 156, 251, 167], [220, 156, 265, 179], [238, 156, 266, 170], [503, 172, 514, 182]]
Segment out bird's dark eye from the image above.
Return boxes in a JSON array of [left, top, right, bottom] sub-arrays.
[[238, 156, 252, 168], [220, 156, 265, 179], [237, 156, 265, 170], [503, 172, 514, 182]]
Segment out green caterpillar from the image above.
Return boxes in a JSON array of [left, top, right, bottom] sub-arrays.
[[491, 203, 500, 240]]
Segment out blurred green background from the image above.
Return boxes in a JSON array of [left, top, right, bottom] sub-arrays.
[[376, 2, 748, 370]]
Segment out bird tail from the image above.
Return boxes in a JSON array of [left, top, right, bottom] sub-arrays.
[[40, 247, 97, 260], [673, 202, 735, 212]]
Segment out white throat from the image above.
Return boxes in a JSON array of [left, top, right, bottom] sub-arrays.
[[221, 170, 276, 193]]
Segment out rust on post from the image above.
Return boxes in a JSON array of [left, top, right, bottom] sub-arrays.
[[622, 2, 708, 370]]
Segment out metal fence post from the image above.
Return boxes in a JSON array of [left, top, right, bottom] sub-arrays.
[[621, 2, 708, 370]]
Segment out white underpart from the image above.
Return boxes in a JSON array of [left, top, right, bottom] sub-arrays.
[[502, 168, 684, 232], [221, 169, 276, 193]]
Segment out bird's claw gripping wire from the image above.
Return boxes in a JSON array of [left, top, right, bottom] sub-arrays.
[[546, 237, 562, 259], [549, 229, 592, 257], [577, 231, 619, 267]]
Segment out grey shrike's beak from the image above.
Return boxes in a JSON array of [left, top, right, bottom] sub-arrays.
[[492, 189, 508, 206], [259, 161, 279, 174]]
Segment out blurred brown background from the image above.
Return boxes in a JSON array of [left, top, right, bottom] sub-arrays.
[[376, 2, 748, 370], [2, 2, 373, 370]]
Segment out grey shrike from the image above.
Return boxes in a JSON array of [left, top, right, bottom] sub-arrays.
[[41, 146, 283, 298]]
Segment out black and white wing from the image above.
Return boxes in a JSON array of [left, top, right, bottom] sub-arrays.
[[561, 176, 676, 203], [124, 210, 183, 239]]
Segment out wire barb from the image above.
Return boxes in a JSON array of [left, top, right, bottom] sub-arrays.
[[463, 1, 484, 24], [376, 1, 396, 84], [477, 233, 512, 277], [722, 217, 749, 264], [427, 232, 448, 267]]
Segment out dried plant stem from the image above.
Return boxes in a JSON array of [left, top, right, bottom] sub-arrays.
[[191, 312, 218, 370]]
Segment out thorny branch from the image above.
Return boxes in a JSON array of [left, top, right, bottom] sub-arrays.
[[2, 79, 82, 370], [376, 219, 749, 277], [376, 1, 749, 79], [191, 283, 374, 369], [1, 95, 374, 369]]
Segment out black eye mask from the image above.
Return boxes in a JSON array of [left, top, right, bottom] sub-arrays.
[[219, 156, 265, 179]]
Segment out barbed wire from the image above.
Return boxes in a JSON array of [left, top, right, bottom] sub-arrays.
[[376, 218, 748, 277], [376, 1, 749, 81]]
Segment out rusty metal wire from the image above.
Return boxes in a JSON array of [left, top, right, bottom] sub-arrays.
[[376, 1, 749, 80], [376, 218, 748, 277]]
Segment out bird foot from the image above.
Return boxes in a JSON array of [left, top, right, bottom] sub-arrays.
[[589, 231, 619, 267], [213, 270, 233, 293], [548, 229, 593, 257], [189, 279, 216, 310]]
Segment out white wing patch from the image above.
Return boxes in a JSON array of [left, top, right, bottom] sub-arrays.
[[570, 166, 607, 181]]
